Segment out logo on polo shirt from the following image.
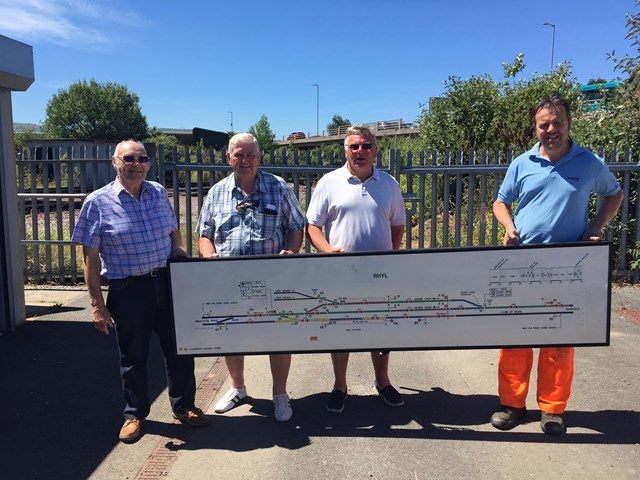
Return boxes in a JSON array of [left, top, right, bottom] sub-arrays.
[[568, 176, 580, 182]]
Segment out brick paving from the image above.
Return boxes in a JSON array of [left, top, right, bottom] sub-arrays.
[[617, 307, 640, 325], [134, 357, 228, 479]]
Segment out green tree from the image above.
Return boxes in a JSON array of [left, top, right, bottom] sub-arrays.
[[43, 79, 148, 141], [419, 74, 502, 152], [608, 1, 640, 82], [419, 54, 579, 153], [492, 62, 578, 150], [326, 114, 351, 134], [248, 114, 275, 152], [587, 77, 608, 85], [573, 1, 640, 151], [144, 128, 181, 162]]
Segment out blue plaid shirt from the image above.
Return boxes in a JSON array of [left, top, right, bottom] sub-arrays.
[[72, 180, 178, 279], [196, 170, 305, 256]]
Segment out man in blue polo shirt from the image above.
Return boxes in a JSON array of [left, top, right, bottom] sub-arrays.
[[491, 96, 623, 435]]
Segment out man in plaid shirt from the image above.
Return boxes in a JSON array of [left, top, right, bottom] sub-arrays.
[[197, 133, 304, 422], [73, 140, 211, 443]]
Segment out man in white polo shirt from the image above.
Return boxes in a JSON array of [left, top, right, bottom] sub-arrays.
[[306, 124, 406, 413]]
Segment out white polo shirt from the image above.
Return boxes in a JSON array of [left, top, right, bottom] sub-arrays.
[[306, 164, 406, 252]]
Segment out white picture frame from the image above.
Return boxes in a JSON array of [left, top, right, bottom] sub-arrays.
[[169, 243, 611, 356]]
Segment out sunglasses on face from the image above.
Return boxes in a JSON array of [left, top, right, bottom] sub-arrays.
[[348, 143, 373, 151], [116, 155, 150, 164], [236, 199, 259, 213]]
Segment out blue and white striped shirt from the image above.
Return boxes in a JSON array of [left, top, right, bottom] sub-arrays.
[[72, 180, 178, 279], [196, 170, 305, 256]]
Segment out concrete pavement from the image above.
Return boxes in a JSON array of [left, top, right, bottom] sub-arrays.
[[0, 285, 638, 479]]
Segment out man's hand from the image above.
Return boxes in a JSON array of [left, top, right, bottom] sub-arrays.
[[503, 228, 520, 245], [92, 304, 114, 335], [306, 224, 344, 253], [581, 229, 602, 241], [198, 236, 218, 259], [279, 249, 296, 255], [171, 247, 189, 258]]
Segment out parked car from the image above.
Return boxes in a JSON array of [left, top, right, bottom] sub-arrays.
[[287, 132, 306, 140]]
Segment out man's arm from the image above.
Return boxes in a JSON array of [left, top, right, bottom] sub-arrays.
[[198, 235, 218, 258], [492, 200, 519, 245], [280, 229, 303, 255], [306, 224, 343, 253], [82, 246, 113, 335], [582, 190, 624, 241], [169, 229, 188, 258], [391, 225, 405, 250]]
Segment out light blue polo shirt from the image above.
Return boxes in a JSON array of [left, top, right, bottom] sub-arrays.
[[497, 141, 621, 243]]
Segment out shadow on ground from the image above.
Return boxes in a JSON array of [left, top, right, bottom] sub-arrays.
[[0, 319, 168, 479], [26, 305, 85, 318], [167, 386, 640, 453]]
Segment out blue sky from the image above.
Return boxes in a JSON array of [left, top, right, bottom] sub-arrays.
[[1, 0, 636, 140]]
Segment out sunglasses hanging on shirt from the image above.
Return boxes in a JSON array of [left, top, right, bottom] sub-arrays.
[[236, 199, 259, 213]]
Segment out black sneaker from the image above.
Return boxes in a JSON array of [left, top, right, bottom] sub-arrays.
[[541, 411, 566, 435], [326, 389, 347, 413], [376, 384, 404, 407], [490, 405, 527, 430]]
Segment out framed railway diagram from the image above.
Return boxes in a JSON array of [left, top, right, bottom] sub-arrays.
[[168, 242, 612, 356]]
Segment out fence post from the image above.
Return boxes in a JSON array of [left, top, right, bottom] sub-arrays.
[[15, 143, 640, 283]]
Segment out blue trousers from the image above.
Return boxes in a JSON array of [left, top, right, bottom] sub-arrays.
[[107, 271, 196, 420]]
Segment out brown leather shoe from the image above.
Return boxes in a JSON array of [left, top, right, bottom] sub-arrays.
[[119, 418, 143, 443], [173, 407, 212, 427]]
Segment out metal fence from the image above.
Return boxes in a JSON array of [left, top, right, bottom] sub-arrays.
[[17, 142, 639, 284]]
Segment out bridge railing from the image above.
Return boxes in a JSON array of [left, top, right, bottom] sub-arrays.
[[290, 119, 420, 139]]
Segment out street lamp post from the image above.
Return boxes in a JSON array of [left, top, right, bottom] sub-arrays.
[[228, 111, 233, 132], [312, 83, 319, 136], [543, 22, 556, 70]]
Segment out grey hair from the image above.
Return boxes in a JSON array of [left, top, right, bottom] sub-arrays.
[[343, 125, 377, 147], [114, 139, 145, 156], [228, 133, 261, 152]]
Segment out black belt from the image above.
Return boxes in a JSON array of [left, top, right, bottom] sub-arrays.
[[109, 268, 167, 286], [132, 268, 166, 278]]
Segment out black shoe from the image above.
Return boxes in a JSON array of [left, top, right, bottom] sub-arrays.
[[541, 411, 566, 435], [326, 389, 347, 413], [490, 405, 527, 430], [375, 384, 404, 407]]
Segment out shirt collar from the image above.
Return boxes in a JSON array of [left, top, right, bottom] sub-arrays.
[[339, 163, 379, 182], [531, 139, 577, 165], [114, 178, 148, 197], [232, 170, 263, 196]]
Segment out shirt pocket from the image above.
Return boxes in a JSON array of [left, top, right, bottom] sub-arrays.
[[214, 211, 239, 243], [252, 211, 280, 240]]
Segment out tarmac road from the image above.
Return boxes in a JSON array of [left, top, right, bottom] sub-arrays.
[[1, 285, 638, 479]]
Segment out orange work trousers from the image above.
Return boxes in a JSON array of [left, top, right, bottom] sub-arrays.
[[498, 347, 574, 414]]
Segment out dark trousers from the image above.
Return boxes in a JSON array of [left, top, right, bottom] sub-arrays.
[[107, 272, 196, 420]]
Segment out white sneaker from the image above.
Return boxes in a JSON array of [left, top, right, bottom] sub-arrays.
[[214, 387, 247, 413], [273, 393, 293, 422]]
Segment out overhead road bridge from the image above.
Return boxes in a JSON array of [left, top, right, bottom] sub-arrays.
[[277, 120, 420, 148]]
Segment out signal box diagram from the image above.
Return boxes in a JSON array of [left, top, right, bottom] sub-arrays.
[[168, 243, 611, 356]]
